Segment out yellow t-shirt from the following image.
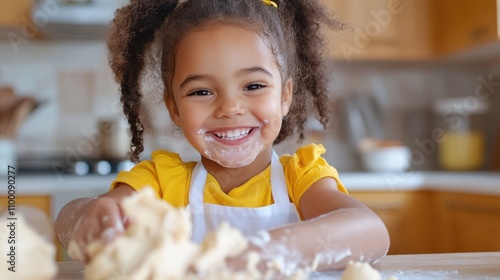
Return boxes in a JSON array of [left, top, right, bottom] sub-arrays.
[[111, 144, 347, 219]]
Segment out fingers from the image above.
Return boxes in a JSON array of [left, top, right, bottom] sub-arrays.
[[70, 216, 98, 263], [68, 217, 89, 263], [98, 202, 125, 243], [119, 203, 133, 229], [70, 197, 127, 263]]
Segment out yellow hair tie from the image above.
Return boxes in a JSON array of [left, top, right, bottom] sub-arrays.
[[262, 0, 278, 8]]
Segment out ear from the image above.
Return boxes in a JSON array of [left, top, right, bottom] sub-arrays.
[[281, 78, 293, 117], [164, 91, 181, 127]]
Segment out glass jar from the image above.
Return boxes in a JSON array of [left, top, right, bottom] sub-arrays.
[[0, 138, 16, 177], [434, 97, 488, 171]]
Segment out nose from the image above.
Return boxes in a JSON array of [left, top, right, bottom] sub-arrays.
[[214, 94, 245, 118]]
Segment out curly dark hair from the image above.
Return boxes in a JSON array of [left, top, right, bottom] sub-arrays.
[[107, 0, 344, 162]]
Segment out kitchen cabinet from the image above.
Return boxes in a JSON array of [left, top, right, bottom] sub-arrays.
[[351, 189, 500, 255], [432, 0, 499, 56], [350, 191, 433, 255], [0, 0, 31, 28], [0, 0, 39, 42], [321, 0, 499, 61], [0, 194, 51, 217], [321, 0, 433, 61], [433, 191, 500, 253]]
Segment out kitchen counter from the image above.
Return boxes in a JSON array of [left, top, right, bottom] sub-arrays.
[[0, 174, 117, 220], [0, 174, 117, 195], [55, 252, 500, 279], [340, 171, 500, 195]]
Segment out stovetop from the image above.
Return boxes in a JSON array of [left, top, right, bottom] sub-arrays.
[[16, 158, 135, 176]]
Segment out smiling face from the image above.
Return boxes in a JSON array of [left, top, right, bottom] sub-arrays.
[[167, 23, 292, 168]]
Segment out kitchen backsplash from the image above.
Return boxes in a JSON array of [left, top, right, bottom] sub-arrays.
[[1, 40, 499, 171], [0, 40, 121, 159], [326, 61, 500, 171]]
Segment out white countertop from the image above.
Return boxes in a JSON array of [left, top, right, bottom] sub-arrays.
[[2, 171, 499, 196], [339, 172, 500, 195], [1, 173, 116, 196]]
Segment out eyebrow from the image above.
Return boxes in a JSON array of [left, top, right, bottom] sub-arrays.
[[179, 75, 209, 91], [179, 67, 274, 91], [237, 67, 274, 79]]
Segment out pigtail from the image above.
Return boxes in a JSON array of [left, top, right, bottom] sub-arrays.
[[107, 0, 178, 162], [275, 0, 345, 142]]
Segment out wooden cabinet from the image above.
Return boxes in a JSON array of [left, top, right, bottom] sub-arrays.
[[0, 0, 31, 27], [0, 0, 35, 41], [321, 0, 433, 61], [0, 195, 51, 217], [433, 192, 500, 253], [350, 191, 433, 255], [431, 0, 499, 55], [321, 0, 499, 61], [351, 190, 500, 255]]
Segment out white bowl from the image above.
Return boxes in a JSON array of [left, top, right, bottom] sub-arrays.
[[361, 146, 411, 172]]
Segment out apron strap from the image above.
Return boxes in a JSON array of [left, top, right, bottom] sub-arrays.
[[270, 150, 292, 212], [188, 161, 206, 212]]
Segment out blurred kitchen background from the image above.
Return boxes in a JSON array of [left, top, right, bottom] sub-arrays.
[[1, 0, 500, 173], [1, 0, 500, 259]]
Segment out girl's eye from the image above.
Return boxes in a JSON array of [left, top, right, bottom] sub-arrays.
[[187, 90, 211, 96], [246, 84, 265, 91]]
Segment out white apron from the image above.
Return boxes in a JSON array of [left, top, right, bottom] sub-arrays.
[[187, 151, 301, 242]]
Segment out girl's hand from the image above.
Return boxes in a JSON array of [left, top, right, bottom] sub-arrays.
[[70, 197, 130, 263], [55, 184, 136, 263]]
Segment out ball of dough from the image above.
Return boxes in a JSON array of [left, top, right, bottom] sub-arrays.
[[70, 187, 199, 280], [342, 261, 381, 280], [70, 187, 319, 280], [0, 210, 57, 280], [17, 206, 55, 242], [70, 187, 252, 280]]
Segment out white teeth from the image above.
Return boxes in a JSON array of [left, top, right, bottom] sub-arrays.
[[213, 128, 251, 141]]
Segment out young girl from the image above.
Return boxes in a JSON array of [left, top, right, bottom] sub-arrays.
[[56, 0, 389, 271]]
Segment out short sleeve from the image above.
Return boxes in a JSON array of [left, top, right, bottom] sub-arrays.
[[281, 144, 348, 208], [110, 150, 192, 207]]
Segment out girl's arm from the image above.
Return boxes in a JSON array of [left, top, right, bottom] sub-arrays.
[[54, 184, 136, 262], [252, 178, 390, 271]]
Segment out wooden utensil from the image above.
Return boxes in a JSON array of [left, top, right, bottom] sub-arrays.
[[0, 100, 18, 137], [0, 87, 15, 111], [5, 97, 38, 138]]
